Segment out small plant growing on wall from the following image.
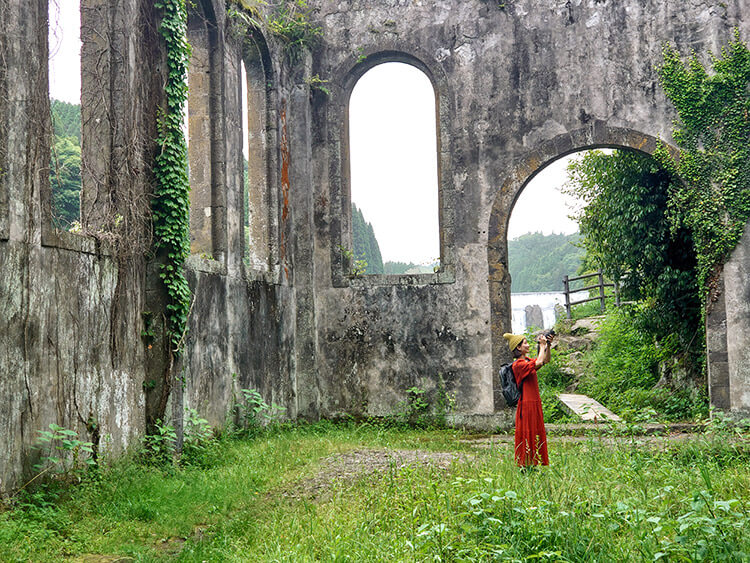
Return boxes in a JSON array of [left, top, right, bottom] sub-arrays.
[[31, 424, 96, 484], [228, 0, 322, 62]]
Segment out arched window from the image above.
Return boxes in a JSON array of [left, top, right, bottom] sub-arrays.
[[348, 62, 440, 275], [241, 38, 273, 273], [186, 2, 217, 258], [48, 0, 82, 230]]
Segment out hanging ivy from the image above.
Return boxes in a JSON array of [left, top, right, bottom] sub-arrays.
[[656, 31, 750, 300], [153, 0, 191, 352]]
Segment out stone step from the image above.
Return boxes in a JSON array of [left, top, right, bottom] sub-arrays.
[[558, 393, 622, 422]]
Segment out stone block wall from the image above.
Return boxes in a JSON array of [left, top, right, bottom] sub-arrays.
[[0, 0, 153, 492], [707, 222, 750, 418]]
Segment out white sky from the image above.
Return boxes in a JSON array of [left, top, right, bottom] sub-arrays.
[[48, 0, 81, 105], [507, 154, 582, 240], [350, 63, 440, 265]]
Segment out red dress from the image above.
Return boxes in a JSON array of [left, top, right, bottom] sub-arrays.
[[512, 357, 549, 467]]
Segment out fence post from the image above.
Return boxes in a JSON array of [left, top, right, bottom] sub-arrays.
[[598, 271, 606, 313], [563, 275, 571, 319], [614, 278, 621, 307]]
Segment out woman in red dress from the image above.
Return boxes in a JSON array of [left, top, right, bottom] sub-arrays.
[[503, 332, 552, 467]]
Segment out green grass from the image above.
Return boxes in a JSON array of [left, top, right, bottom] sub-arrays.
[[1, 423, 748, 561]]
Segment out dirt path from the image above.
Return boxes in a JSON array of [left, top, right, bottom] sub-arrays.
[[280, 448, 473, 500]]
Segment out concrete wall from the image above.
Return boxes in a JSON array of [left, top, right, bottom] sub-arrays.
[[707, 222, 750, 418], [0, 0, 153, 491], [1, 0, 748, 492], [308, 0, 747, 416]]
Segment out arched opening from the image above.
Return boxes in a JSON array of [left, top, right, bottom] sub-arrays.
[[241, 35, 274, 273], [348, 62, 440, 275], [48, 0, 82, 230], [490, 127, 704, 421], [186, 1, 218, 257], [507, 154, 584, 334]]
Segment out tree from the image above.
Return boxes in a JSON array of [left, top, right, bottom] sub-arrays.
[[351, 203, 384, 274], [507, 232, 584, 292], [50, 135, 81, 228], [565, 150, 700, 351], [50, 99, 81, 142], [49, 100, 82, 228]]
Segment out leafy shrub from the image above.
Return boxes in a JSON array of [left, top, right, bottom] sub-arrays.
[[232, 388, 286, 436], [539, 386, 574, 423], [576, 306, 707, 421], [181, 408, 222, 468], [141, 420, 177, 467], [452, 477, 750, 561], [534, 349, 576, 423], [33, 423, 96, 477]]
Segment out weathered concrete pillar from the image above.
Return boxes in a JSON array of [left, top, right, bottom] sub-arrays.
[[707, 221, 750, 418]]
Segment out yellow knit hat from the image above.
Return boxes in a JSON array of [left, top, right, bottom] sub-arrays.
[[503, 333, 525, 352]]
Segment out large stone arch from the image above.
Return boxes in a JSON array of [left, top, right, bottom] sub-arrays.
[[487, 122, 677, 410]]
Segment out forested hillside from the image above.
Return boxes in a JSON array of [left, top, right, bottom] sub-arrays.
[[508, 232, 583, 292], [50, 99, 82, 227], [51, 99, 81, 141], [383, 261, 435, 275], [351, 204, 384, 274]]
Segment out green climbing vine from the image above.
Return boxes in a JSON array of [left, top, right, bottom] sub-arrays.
[[656, 30, 750, 300], [153, 0, 191, 352]]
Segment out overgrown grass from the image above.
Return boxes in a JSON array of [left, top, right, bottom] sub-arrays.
[[571, 307, 708, 422], [1, 423, 748, 561]]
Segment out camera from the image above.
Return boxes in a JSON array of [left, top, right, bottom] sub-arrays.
[[542, 329, 555, 341]]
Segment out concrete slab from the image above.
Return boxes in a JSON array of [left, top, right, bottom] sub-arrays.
[[558, 393, 622, 422]]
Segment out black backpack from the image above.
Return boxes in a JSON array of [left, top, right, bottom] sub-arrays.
[[500, 362, 522, 407]]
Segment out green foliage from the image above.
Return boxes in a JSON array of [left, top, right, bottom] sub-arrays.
[[567, 297, 606, 321], [49, 135, 81, 228], [405, 386, 430, 423], [50, 99, 81, 142], [454, 475, 749, 561], [153, 0, 192, 352], [535, 347, 577, 423], [390, 377, 455, 429], [383, 260, 436, 274], [508, 232, 584, 292], [264, 0, 321, 56], [232, 388, 286, 435], [181, 409, 222, 468], [304, 73, 330, 95], [32, 423, 96, 479], [48, 99, 82, 229], [228, 0, 321, 61], [657, 32, 750, 295], [565, 150, 701, 350], [351, 203, 384, 274], [2, 425, 749, 561], [576, 306, 707, 421], [141, 419, 177, 467]]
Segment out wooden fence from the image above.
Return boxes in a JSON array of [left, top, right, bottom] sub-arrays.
[[562, 270, 619, 319]]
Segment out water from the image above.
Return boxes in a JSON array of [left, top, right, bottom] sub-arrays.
[[510, 292, 565, 334]]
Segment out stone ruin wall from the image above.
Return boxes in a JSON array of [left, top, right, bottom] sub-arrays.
[[0, 0, 747, 492]]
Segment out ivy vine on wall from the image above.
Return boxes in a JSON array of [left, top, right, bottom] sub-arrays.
[[656, 31, 749, 301], [153, 0, 192, 353]]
